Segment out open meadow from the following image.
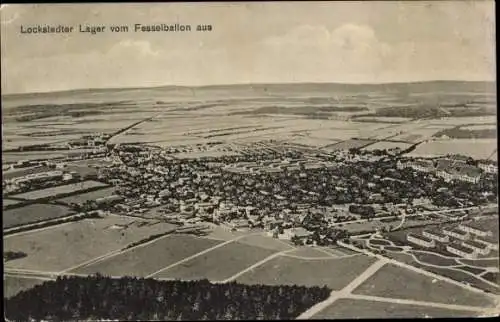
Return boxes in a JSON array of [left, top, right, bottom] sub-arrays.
[[3, 276, 49, 299], [236, 254, 377, 290], [352, 263, 496, 307], [11, 180, 108, 200], [154, 241, 278, 281], [311, 298, 479, 319], [3, 216, 177, 272], [73, 234, 222, 277], [3, 203, 75, 229], [57, 187, 117, 205]]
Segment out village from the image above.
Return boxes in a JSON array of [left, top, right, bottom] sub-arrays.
[[3, 138, 498, 251]]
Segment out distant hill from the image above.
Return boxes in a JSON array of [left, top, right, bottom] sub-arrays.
[[2, 80, 495, 100]]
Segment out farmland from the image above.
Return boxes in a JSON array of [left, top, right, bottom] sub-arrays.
[[3, 216, 176, 272], [3, 276, 49, 299], [363, 141, 412, 151], [3, 199, 21, 207], [311, 298, 478, 319], [3, 151, 69, 164], [3, 166, 55, 180], [57, 187, 117, 205], [3, 203, 75, 229], [237, 234, 295, 252], [323, 139, 375, 152], [154, 241, 277, 281], [73, 234, 222, 277], [11, 180, 108, 200], [352, 263, 496, 307], [236, 254, 377, 290], [407, 139, 497, 159]]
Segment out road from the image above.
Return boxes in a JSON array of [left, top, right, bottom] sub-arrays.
[[297, 259, 388, 319], [337, 240, 500, 300], [145, 232, 263, 278], [329, 204, 497, 228]]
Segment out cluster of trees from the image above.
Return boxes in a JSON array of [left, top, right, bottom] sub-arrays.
[[5, 275, 331, 321], [348, 205, 375, 218], [3, 251, 27, 262], [123, 229, 176, 250], [434, 126, 497, 140]]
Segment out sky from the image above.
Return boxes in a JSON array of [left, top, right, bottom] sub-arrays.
[[0, 1, 496, 94]]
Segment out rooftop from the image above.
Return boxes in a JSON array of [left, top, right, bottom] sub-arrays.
[[463, 240, 489, 249], [461, 221, 491, 232], [407, 233, 433, 243], [447, 243, 475, 254], [423, 229, 448, 238]]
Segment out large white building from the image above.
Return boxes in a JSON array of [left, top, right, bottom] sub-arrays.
[[478, 162, 498, 174], [443, 227, 469, 241], [458, 222, 492, 238], [462, 240, 490, 255], [407, 233, 435, 248], [475, 236, 499, 251], [423, 230, 449, 243], [447, 243, 477, 259]]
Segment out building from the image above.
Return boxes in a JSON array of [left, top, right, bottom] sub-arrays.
[[423, 230, 449, 243], [281, 227, 312, 240], [13, 170, 64, 185], [407, 233, 435, 248], [478, 162, 498, 174], [96, 195, 123, 206], [475, 236, 499, 251], [228, 219, 250, 230], [435, 159, 481, 184], [446, 243, 477, 259], [410, 160, 435, 173], [462, 240, 490, 255], [458, 222, 492, 237], [443, 227, 469, 240]]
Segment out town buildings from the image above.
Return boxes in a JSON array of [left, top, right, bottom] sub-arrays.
[[446, 243, 477, 259], [458, 222, 493, 237], [422, 229, 450, 243], [407, 233, 435, 248], [443, 227, 469, 241]]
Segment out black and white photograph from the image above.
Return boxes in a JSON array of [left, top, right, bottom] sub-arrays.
[[1, 1, 498, 320]]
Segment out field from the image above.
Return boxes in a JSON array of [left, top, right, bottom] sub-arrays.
[[73, 234, 222, 277], [2, 151, 70, 163], [236, 234, 294, 252], [407, 139, 497, 159], [3, 216, 177, 272], [153, 241, 277, 281], [459, 258, 499, 268], [236, 254, 377, 290], [3, 166, 55, 180], [11, 180, 108, 200], [363, 141, 412, 151], [63, 164, 99, 177], [323, 139, 375, 151], [3, 203, 75, 229], [462, 124, 497, 131], [3, 276, 49, 299], [311, 298, 479, 319], [3, 199, 21, 207], [352, 263, 496, 307], [57, 187, 117, 205], [285, 247, 336, 258]]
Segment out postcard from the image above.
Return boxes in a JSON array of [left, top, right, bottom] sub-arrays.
[[2, 2, 498, 320]]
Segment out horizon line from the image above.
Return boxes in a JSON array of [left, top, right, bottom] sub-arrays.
[[2, 79, 496, 97]]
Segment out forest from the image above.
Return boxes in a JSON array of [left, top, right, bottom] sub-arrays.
[[5, 275, 331, 321]]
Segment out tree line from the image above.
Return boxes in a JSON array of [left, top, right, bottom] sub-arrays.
[[5, 275, 331, 321]]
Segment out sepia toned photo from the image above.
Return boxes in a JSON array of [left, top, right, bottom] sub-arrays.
[[1, 1, 498, 320]]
